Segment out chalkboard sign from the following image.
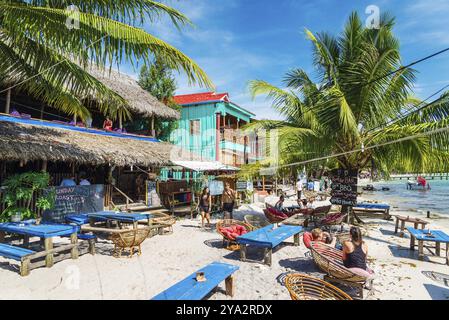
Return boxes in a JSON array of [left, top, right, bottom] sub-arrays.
[[146, 181, 161, 208], [43, 184, 104, 223], [208, 180, 224, 196], [236, 181, 253, 192], [330, 169, 358, 206]]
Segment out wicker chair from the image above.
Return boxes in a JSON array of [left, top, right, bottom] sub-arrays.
[[319, 213, 348, 232], [309, 242, 373, 299], [263, 209, 287, 224], [285, 273, 353, 300], [110, 227, 151, 258], [216, 219, 252, 249], [150, 213, 176, 235], [244, 215, 271, 231]]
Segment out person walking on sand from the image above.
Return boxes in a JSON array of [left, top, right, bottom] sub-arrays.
[[296, 179, 303, 201], [198, 187, 212, 228], [221, 182, 236, 219]]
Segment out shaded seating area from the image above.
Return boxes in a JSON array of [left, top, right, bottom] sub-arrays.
[[263, 208, 288, 224], [309, 242, 373, 299], [152, 262, 239, 300], [285, 273, 353, 300]]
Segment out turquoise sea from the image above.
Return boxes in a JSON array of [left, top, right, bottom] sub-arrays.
[[362, 179, 449, 217]]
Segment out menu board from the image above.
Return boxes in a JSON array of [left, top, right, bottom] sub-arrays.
[[236, 181, 254, 192], [208, 180, 224, 196], [146, 181, 161, 208], [43, 184, 104, 223], [330, 169, 358, 206]]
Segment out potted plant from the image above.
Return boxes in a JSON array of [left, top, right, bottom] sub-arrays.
[[0, 172, 55, 223]]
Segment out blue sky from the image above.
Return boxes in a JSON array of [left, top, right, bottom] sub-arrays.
[[123, 0, 449, 120]]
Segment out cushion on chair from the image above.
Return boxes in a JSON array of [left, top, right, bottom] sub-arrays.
[[268, 207, 288, 219]]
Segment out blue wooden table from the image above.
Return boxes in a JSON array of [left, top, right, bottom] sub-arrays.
[[152, 262, 239, 300], [407, 227, 449, 265], [236, 225, 303, 266], [0, 222, 79, 269]]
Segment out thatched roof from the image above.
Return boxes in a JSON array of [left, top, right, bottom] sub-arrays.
[[87, 66, 180, 120], [0, 117, 197, 167]]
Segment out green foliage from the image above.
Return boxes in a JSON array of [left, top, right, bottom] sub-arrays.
[[1, 172, 55, 222], [0, 0, 212, 121], [137, 58, 181, 140], [246, 12, 449, 177]]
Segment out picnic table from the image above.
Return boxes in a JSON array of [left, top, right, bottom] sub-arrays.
[[407, 227, 449, 265], [395, 215, 429, 237], [152, 262, 239, 300], [236, 225, 303, 266], [0, 222, 79, 275]]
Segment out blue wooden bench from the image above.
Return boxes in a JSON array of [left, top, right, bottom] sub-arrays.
[[152, 262, 239, 300], [0, 243, 35, 276], [62, 232, 96, 255]]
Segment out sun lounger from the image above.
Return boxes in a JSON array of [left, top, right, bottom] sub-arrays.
[[236, 225, 303, 266], [0, 243, 36, 276], [152, 262, 239, 300]]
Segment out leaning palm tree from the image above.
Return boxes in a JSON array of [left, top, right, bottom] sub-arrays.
[[247, 12, 449, 177], [0, 0, 212, 121]]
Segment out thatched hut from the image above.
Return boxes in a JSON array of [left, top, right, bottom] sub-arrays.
[[86, 65, 180, 121]]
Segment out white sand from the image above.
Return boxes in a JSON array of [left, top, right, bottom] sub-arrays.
[[1, 203, 449, 300]]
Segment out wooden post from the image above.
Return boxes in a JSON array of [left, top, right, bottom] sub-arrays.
[[40, 104, 45, 120], [70, 233, 79, 259], [151, 116, 155, 137], [427, 211, 430, 219], [5, 89, 11, 114], [41, 160, 47, 172], [44, 238, 54, 268], [73, 114, 77, 126], [119, 113, 123, 129], [225, 276, 235, 297], [262, 176, 265, 192]]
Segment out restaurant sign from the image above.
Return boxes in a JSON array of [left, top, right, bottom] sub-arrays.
[[330, 169, 358, 206]]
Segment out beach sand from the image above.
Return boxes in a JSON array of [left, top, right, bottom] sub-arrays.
[[1, 202, 449, 300]]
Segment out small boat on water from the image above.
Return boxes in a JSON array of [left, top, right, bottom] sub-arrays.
[[407, 176, 431, 190], [362, 184, 390, 192]]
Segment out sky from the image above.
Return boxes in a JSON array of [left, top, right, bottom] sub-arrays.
[[121, 0, 449, 120]]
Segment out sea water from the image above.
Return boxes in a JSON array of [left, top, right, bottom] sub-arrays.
[[362, 179, 449, 217]]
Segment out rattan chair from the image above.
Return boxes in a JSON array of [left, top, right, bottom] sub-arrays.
[[285, 273, 353, 300], [244, 215, 270, 231], [319, 213, 348, 232], [309, 242, 373, 299], [151, 213, 176, 235], [263, 209, 287, 224], [110, 227, 151, 258], [216, 219, 252, 249]]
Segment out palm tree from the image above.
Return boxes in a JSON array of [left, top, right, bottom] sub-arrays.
[[0, 0, 212, 121], [247, 12, 449, 177]]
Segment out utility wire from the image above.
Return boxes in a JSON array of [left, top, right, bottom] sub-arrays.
[[267, 125, 449, 171]]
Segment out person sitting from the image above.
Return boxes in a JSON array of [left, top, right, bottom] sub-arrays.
[[60, 176, 76, 187], [79, 172, 91, 186], [303, 228, 334, 249], [274, 195, 286, 212], [103, 117, 113, 131], [342, 226, 375, 278], [306, 197, 317, 209]]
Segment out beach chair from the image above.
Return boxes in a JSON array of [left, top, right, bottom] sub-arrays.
[[244, 215, 270, 231], [216, 219, 251, 249], [263, 208, 287, 224], [152, 262, 239, 300], [110, 227, 151, 258], [309, 242, 373, 299], [285, 273, 353, 300], [318, 213, 347, 233]]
